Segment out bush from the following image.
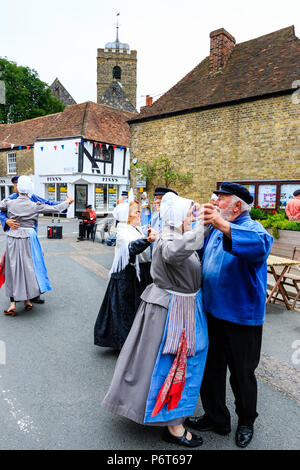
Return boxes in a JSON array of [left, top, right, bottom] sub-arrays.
[[252, 208, 300, 238]]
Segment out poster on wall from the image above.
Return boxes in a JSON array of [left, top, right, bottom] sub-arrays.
[[258, 185, 276, 209], [47, 185, 56, 202], [108, 187, 117, 210], [280, 184, 300, 208], [95, 187, 104, 210], [59, 185, 67, 202]]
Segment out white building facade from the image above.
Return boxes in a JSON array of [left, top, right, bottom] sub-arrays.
[[33, 137, 130, 218]]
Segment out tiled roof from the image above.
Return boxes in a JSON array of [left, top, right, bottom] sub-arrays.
[[130, 26, 300, 122], [0, 101, 137, 148]]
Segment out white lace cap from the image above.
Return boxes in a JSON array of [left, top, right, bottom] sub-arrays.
[[17, 175, 34, 194], [160, 192, 193, 227]]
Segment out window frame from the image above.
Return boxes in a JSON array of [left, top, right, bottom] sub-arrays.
[[7, 152, 17, 174], [216, 180, 300, 211]]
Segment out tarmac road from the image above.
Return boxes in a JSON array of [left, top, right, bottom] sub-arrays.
[[0, 218, 299, 451]]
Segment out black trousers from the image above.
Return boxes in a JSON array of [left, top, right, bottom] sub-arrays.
[[79, 222, 93, 239], [200, 313, 263, 427]]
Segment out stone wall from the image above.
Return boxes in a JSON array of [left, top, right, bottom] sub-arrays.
[[130, 93, 300, 202], [97, 49, 137, 108]]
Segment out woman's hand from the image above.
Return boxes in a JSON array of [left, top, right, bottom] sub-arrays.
[[66, 196, 74, 204], [147, 227, 158, 243]]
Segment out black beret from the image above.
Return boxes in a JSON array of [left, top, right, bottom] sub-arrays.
[[121, 191, 128, 196], [214, 182, 254, 204], [293, 190, 300, 197], [153, 187, 178, 196], [85, 204, 92, 209], [11, 175, 20, 184]]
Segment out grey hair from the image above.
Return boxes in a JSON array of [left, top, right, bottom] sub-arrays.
[[231, 195, 253, 212]]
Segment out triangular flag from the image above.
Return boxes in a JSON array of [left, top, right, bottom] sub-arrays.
[[26, 146, 30, 150], [113, 145, 116, 150], [41, 147, 44, 151], [120, 146, 123, 150], [19, 145, 22, 150], [2, 142, 6, 147], [54, 145, 57, 151], [61, 145, 64, 150], [99, 143, 102, 148], [94, 142, 97, 147], [11, 144, 14, 149], [75, 142, 78, 147]]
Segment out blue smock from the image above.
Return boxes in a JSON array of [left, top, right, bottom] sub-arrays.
[[201, 212, 273, 326]]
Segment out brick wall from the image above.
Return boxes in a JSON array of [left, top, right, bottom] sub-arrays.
[[0, 148, 34, 178], [130, 93, 300, 202]]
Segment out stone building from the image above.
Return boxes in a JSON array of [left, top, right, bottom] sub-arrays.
[[0, 102, 136, 216], [97, 26, 137, 112], [50, 78, 76, 106], [129, 26, 300, 209]]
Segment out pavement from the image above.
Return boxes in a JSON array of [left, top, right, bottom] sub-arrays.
[[0, 217, 299, 451]]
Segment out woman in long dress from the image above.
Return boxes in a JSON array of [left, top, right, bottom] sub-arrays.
[[0, 175, 73, 316], [94, 200, 156, 350], [101, 192, 209, 447]]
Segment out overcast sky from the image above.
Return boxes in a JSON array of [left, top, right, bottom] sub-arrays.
[[1, 0, 299, 110]]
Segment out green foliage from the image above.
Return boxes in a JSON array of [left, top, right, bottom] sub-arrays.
[[0, 58, 64, 123], [249, 207, 267, 220], [132, 156, 193, 189], [253, 208, 300, 238]]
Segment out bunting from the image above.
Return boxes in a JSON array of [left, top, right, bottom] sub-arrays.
[[0, 139, 126, 152]]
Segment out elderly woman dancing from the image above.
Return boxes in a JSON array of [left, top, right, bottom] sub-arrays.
[[94, 198, 156, 350], [0, 175, 73, 316], [101, 192, 209, 447]]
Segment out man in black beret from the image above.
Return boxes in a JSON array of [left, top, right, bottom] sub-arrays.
[[186, 182, 273, 448], [151, 187, 178, 232], [285, 189, 300, 221]]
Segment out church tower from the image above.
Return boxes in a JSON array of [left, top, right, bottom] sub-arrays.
[[97, 21, 137, 111]]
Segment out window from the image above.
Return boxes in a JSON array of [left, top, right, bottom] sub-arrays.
[[113, 66, 121, 80], [7, 153, 16, 174], [93, 144, 113, 163]]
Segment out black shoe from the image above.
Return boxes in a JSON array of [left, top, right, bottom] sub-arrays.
[[30, 297, 45, 304], [235, 425, 253, 448], [162, 428, 203, 448], [185, 415, 231, 436]]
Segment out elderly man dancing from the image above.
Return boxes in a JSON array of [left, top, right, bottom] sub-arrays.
[[186, 182, 273, 448]]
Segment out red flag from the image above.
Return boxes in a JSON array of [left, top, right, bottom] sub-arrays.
[[54, 145, 57, 151], [151, 329, 187, 417], [26, 146, 30, 150]]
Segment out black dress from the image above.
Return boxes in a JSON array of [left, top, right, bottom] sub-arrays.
[[94, 238, 152, 350]]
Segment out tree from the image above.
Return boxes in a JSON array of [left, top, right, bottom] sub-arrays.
[[133, 156, 193, 188], [0, 58, 65, 123]]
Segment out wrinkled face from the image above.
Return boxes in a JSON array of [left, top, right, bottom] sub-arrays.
[[128, 203, 141, 226], [153, 194, 163, 210], [216, 194, 241, 221]]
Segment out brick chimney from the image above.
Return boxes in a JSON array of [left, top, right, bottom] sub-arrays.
[[146, 95, 153, 106], [209, 28, 236, 74]]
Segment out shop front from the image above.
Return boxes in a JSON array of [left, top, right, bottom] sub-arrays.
[[37, 174, 128, 218]]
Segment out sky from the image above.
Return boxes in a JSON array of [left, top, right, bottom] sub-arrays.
[[0, 0, 299, 110]]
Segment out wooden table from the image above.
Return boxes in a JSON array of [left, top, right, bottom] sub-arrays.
[[266, 255, 300, 310]]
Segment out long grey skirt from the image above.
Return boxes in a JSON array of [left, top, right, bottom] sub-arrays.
[[5, 235, 41, 301], [101, 300, 184, 426]]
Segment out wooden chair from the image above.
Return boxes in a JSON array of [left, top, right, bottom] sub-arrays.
[[274, 247, 300, 310]]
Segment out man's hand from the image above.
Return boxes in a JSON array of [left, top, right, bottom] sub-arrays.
[[6, 218, 20, 230], [147, 227, 158, 243], [66, 196, 74, 204], [202, 203, 231, 238]]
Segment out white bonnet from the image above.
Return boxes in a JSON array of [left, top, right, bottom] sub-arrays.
[[17, 175, 34, 194]]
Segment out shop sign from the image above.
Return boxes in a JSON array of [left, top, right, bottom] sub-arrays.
[[47, 177, 62, 182]]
